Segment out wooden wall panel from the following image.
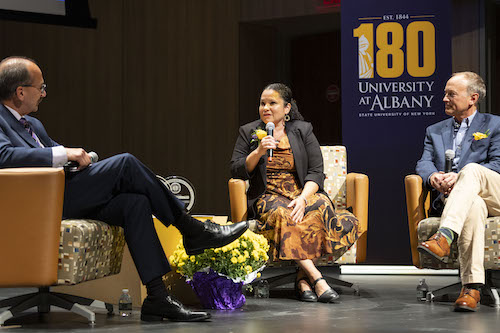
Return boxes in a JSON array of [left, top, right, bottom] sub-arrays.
[[238, 23, 279, 126], [0, 1, 124, 159], [451, 0, 481, 73], [0, 0, 240, 216], [122, 0, 239, 215], [240, 0, 338, 21]]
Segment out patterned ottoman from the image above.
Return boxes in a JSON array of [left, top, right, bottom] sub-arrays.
[[58, 219, 125, 285]]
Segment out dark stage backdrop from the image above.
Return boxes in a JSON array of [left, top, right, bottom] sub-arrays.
[[0, 0, 486, 264], [341, 0, 452, 263]]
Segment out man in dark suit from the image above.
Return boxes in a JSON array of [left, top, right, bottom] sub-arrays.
[[416, 72, 500, 312], [0, 56, 248, 322]]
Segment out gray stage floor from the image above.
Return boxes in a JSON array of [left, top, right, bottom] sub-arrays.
[[1, 272, 500, 333]]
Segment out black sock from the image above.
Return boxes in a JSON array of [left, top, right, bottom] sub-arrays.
[[172, 213, 204, 236], [146, 276, 168, 297], [465, 283, 483, 290]]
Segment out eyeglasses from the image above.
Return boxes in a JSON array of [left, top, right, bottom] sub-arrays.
[[21, 83, 47, 94]]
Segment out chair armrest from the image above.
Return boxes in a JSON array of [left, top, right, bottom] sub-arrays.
[[228, 178, 248, 222], [0, 168, 65, 287], [404, 174, 428, 267], [346, 172, 369, 263]]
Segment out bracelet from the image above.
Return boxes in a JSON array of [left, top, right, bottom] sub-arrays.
[[299, 195, 308, 205]]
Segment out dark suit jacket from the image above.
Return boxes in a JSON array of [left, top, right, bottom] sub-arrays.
[[0, 103, 178, 283], [230, 119, 325, 219], [0, 104, 58, 168], [416, 112, 500, 214]]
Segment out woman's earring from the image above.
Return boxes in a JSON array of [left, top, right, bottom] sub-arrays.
[[284, 114, 291, 122]]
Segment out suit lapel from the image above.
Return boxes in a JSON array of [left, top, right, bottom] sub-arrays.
[[0, 106, 38, 148], [26, 116, 51, 147], [441, 118, 454, 151], [458, 112, 486, 169], [285, 122, 305, 186]]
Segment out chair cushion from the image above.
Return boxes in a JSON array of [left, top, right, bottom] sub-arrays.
[[321, 146, 347, 211], [417, 216, 500, 270], [321, 146, 357, 264], [57, 219, 125, 285]]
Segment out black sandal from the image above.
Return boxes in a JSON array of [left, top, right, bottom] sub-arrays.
[[312, 277, 339, 303], [295, 277, 317, 302]]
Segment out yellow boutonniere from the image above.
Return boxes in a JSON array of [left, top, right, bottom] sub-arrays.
[[250, 128, 267, 144], [473, 129, 490, 141]]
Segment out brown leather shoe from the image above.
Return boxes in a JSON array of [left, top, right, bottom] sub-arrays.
[[454, 287, 480, 312], [417, 232, 450, 263]]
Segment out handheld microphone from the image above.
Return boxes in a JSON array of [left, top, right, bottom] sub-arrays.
[[444, 149, 455, 173], [265, 122, 275, 162], [64, 151, 99, 172]]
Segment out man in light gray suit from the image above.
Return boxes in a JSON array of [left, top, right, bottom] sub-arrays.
[[416, 72, 500, 312]]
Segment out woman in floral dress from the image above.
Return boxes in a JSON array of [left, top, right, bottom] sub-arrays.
[[230, 83, 362, 303]]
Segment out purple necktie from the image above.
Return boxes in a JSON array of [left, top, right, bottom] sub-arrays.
[[19, 117, 43, 147]]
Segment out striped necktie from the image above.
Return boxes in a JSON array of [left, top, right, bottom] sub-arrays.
[[19, 117, 43, 147]]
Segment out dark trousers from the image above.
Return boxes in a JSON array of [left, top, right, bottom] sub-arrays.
[[62, 153, 185, 284]]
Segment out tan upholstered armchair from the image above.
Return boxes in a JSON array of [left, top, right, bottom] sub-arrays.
[[0, 168, 125, 326], [229, 146, 368, 292], [405, 174, 500, 305]]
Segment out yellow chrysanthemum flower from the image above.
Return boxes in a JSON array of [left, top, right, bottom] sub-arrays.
[[168, 226, 269, 280], [255, 129, 267, 140], [252, 251, 259, 260]]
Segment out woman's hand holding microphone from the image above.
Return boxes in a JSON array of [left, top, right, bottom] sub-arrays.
[[257, 135, 278, 156]]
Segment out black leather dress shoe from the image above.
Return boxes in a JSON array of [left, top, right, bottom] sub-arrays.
[[183, 220, 249, 255], [141, 294, 211, 322], [295, 277, 317, 302], [312, 277, 339, 303]]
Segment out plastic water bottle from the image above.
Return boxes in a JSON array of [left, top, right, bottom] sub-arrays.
[[416, 279, 429, 301], [118, 289, 132, 317], [254, 280, 270, 298]]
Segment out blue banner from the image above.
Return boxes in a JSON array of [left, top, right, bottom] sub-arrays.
[[341, 1, 451, 263]]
